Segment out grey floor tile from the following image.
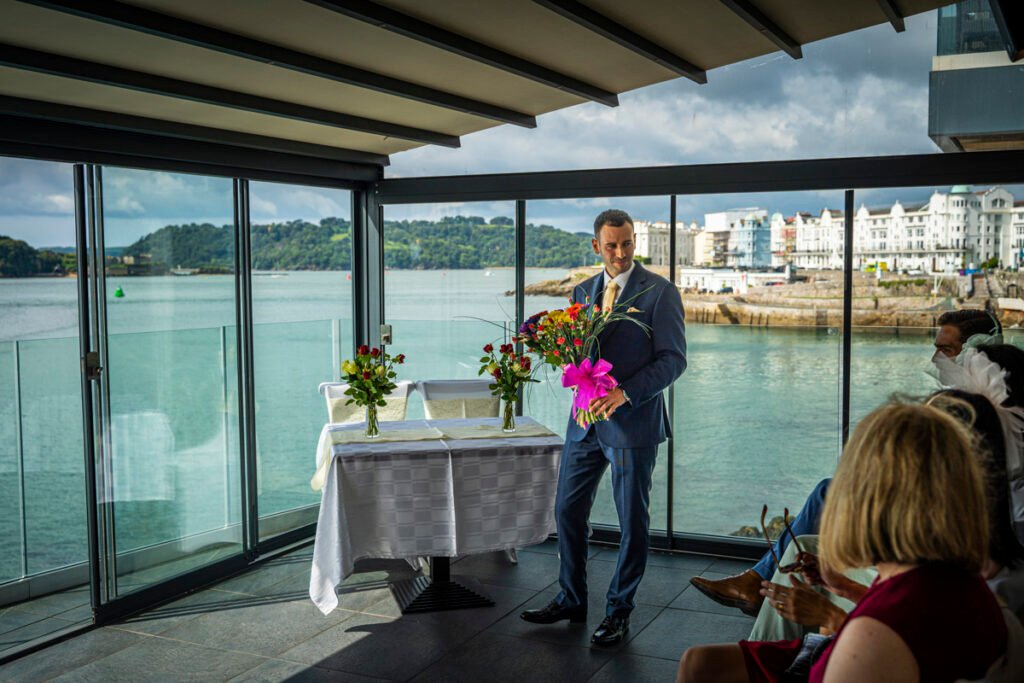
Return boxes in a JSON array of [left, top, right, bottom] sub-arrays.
[[227, 658, 385, 682], [411, 631, 612, 683], [212, 558, 313, 597], [278, 611, 461, 681], [705, 558, 756, 575], [111, 587, 257, 636], [592, 548, 713, 573], [0, 628, 144, 683], [626, 607, 754, 660], [588, 653, 681, 682], [158, 596, 355, 657], [451, 551, 562, 591], [47, 636, 266, 683], [584, 559, 690, 608], [0, 618, 80, 651], [362, 576, 536, 629], [488, 591, 661, 650]]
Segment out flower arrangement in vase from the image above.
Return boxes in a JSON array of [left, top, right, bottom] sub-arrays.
[[340, 345, 405, 438], [478, 342, 538, 432]]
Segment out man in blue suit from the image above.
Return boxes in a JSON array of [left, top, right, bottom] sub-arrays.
[[521, 209, 687, 645]]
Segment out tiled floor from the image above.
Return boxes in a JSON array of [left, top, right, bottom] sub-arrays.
[[0, 542, 754, 682]]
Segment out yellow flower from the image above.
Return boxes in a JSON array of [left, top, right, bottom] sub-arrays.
[[342, 360, 357, 375], [487, 362, 499, 374], [375, 365, 386, 377], [512, 363, 521, 373]]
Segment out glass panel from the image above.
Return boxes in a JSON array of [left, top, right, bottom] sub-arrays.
[[671, 191, 845, 539], [248, 182, 353, 540], [101, 167, 241, 594], [524, 198, 671, 531], [0, 157, 91, 654], [851, 182, 1024, 426], [382, 204, 516, 418]]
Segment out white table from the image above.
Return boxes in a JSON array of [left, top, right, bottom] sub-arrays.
[[309, 417, 563, 615]]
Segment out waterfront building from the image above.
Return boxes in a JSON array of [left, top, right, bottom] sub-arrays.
[[633, 220, 698, 266], [704, 207, 767, 233], [792, 208, 844, 269], [726, 213, 771, 269], [769, 212, 797, 268]]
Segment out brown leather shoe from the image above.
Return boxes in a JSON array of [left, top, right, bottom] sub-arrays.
[[689, 570, 764, 616]]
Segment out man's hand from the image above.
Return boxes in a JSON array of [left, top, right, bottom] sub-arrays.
[[761, 575, 847, 632], [588, 387, 627, 419]]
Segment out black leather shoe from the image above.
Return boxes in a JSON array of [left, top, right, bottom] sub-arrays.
[[520, 600, 587, 624], [590, 615, 629, 646]]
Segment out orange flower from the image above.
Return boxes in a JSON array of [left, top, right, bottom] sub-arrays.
[[557, 336, 565, 345]]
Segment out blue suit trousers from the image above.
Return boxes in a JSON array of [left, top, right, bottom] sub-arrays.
[[554, 428, 658, 618]]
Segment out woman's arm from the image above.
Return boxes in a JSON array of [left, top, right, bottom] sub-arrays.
[[822, 617, 918, 683]]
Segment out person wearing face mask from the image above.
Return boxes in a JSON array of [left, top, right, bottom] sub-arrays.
[[690, 309, 1005, 617], [933, 309, 1003, 359]]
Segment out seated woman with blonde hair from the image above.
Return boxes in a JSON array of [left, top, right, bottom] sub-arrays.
[[677, 401, 1008, 683]]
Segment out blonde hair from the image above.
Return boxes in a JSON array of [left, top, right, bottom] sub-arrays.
[[819, 402, 989, 574]]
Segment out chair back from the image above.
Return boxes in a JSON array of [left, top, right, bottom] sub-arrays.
[[318, 380, 415, 424], [416, 379, 499, 419]]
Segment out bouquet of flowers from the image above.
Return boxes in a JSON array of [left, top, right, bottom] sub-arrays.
[[340, 344, 405, 438], [479, 342, 538, 432], [518, 296, 648, 428]]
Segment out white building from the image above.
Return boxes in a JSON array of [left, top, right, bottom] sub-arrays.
[[633, 220, 700, 266], [786, 185, 1020, 273], [704, 208, 767, 233], [852, 185, 1015, 272]]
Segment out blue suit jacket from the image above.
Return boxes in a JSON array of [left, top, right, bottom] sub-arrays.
[[565, 263, 687, 448]]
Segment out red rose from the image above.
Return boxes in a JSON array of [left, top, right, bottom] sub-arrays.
[[370, 347, 380, 358], [362, 371, 371, 380], [556, 336, 565, 345], [573, 338, 582, 346], [483, 343, 494, 353], [395, 354, 405, 364], [357, 344, 370, 356], [493, 368, 502, 379], [552, 350, 559, 357]]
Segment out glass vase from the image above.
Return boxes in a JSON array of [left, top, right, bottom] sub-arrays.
[[502, 398, 516, 433], [365, 403, 381, 439]]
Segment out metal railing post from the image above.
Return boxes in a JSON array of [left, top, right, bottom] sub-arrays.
[[13, 341, 28, 578]]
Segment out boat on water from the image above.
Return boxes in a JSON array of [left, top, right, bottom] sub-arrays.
[[170, 266, 198, 276]]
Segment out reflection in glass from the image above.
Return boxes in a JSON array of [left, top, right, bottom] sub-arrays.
[[101, 167, 241, 592], [248, 182, 352, 539]]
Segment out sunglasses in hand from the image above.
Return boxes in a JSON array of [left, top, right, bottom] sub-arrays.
[[760, 504, 810, 575]]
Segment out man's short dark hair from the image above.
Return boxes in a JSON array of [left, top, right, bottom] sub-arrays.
[[937, 309, 1002, 343], [593, 209, 634, 239]]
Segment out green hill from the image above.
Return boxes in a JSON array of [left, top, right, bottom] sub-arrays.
[[121, 215, 595, 271], [3, 216, 597, 276]]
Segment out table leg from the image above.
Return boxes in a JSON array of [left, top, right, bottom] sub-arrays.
[[390, 557, 494, 613]]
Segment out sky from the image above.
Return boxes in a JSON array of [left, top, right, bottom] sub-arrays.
[[1, 6, 1015, 247]]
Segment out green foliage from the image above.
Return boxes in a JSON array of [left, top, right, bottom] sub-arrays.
[[0, 235, 66, 277], [3, 215, 596, 276], [878, 279, 927, 288], [981, 256, 1000, 270]]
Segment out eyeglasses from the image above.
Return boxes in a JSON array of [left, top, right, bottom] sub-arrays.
[[760, 504, 805, 573]]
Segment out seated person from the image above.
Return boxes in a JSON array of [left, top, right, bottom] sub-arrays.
[[751, 387, 1024, 642], [691, 325, 1012, 617], [677, 401, 1008, 683]]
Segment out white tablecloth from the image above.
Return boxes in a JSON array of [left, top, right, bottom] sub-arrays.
[[309, 417, 563, 614]]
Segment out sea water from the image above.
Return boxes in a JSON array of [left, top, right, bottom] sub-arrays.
[[0, 269, 952, 582]]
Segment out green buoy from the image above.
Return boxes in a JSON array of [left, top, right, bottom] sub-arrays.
[[114, 287, 125, 298]]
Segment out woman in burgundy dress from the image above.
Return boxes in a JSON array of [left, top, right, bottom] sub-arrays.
[[676, 401, 1008, 683]]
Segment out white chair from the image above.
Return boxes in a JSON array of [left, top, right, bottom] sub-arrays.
[[416, 379, 499, 420], [318, 380, 415, 424], [416, 379, 518, 564]]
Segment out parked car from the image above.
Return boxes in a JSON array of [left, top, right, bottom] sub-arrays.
[[717, 286, 734, 294]]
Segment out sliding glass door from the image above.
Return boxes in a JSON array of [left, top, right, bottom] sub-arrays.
[[94, 167, 244, 597]]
